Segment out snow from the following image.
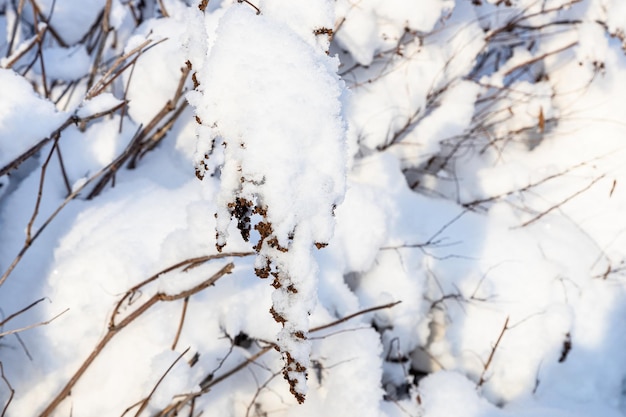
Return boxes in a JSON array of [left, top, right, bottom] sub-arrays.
[[2, 1, 626, 417], [35, 0, 103, 45], [35, 45, 91, 81]]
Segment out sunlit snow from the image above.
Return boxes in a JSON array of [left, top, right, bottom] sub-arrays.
[[1, 1, 626, 416]]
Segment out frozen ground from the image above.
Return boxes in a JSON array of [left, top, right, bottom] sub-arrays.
[[1, 0, 626, 416]]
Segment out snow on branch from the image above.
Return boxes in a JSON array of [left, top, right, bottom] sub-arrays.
[[187, 2, 347, 403]]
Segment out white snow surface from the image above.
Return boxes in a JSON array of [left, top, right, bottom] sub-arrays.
[[0, 68, 66, 170], [1, 1, 626, 417]]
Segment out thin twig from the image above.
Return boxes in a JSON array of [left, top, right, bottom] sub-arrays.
[[310, 301, 402, 333], [0, 363, 14, 417], [463, 159, 598, 208], [0, 308, 69, 338], [86, 0, 112, 91], [245, 369, 282, 417], [477, 316, 509, 387], [5, 0, 26, 59], [157, 0, 170, 17], [27, 0, 66, 47], [381, 210, 468, 251], [25, 139, 58, 244], [54, 143, 72, 196], [0, 298, 46, 328], [86, 38, 164, 100], [171, 297, 189, 350], [128, 64, 190, 167], [1, 25, 46, 69], [237, 0, 260, 15], [86, 60, 189, 199], [110, 252, 253, 328], [133, 347, 190, 417], [502, 42, 577, 77], [517, 174, 605, 228]]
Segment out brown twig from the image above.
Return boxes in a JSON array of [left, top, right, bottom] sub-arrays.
[[25, 139, 58, 244], [237, 0, 260, 15], [157, 0, 170, 17], [171, 297, 189, 350], [0, 308, 68, 338], [310, 300, 402, 333], [133, 347, 190, 417], [31, 3, 50, 98], [110, 252, 253, 328], [0, 298, 46, 328], [86, 60, 189, 199], [0, 363, 14, 417], [85, 38, 157, 100], [85, 0, 112, 91], [54, 143, 72, 196], [136, 100, 189, 161], [0, 116, 75, 178], [502, 42, 577, 77], [128, 64, 190, 167], [1, 25, 47, 69], [27, 0, 66, 47], [245, 369, 282, 417], [463, 159, 596, 208], [5, 0, 25, 59], [477, 316, 509, 387], [517, 174, 605, 228]]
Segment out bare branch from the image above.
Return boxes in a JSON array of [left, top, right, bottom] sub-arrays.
[[0, 298, 46, 328], [0, 308, 68, 338], [517, 174, 605, 228], [477, 316, 509, 387], [133, 347, 190, 417], [171, 297, 189, 351], [0, 363, 13, 417]]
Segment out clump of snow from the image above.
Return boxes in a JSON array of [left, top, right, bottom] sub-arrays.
[[76, 93, 124, 119], [35, 0, 103, 45], [188, 2, 347, 402], [122, 12, 190, 126], [334, 0, 454, 65], [0, 68, 66, 170], [34, 45, 90, 81], [417, 371, 496, 417]]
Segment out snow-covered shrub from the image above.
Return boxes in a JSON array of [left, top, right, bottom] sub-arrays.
[[1, 0, 626, 416], [187, 1, 347, 402]]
